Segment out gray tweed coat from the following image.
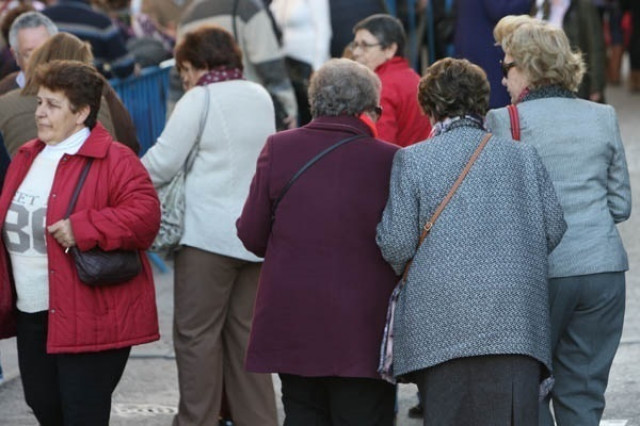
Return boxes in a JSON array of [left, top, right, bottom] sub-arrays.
[[376, 124, 567, 377]]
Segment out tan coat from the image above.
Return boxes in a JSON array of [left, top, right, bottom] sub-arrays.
[[142, 0, 193, 28]]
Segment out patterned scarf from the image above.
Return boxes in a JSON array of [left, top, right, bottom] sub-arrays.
[[196, 67, 244, 87], [519, 85, 577, 103], [428, 115, 485, 138]]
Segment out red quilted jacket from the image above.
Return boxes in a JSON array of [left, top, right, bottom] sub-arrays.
[[375, 57, 432, 147], [0, 123, 160, 353]]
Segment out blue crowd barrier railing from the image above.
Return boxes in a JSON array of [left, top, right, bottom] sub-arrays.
[[385, 0, 420, 71], [110, 65, 172, 273], [109, 65, 172, 157]]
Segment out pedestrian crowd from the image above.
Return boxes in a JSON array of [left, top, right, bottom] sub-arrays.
[[0, 1, 634, 426]]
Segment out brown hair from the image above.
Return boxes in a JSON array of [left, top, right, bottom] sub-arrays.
[[22, 32, 93, 95], [175, 25, 243, 72], [418, 58, 490, 121], [32, 60, 104, 129]]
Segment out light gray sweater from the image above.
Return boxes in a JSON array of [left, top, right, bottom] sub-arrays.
[[486, 97, 631, 278], [142, 81, 274, 262], [376, 124, 566, 377]]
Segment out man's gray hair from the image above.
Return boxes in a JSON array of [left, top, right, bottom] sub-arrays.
[[309, 58, 381, 118], [9, 11, 58, 50]]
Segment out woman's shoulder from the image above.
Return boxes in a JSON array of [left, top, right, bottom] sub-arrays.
[[212, 79, 272, 101], [182, 81, 271, 105]]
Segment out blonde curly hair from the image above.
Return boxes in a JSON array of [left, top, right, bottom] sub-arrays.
[[493, 15, 585, 92]]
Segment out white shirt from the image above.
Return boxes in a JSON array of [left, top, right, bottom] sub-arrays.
[[270, 0, 331, 71], [16, 71, 25, 89], [535, 0, 571, 28], [4, 128, 89, 313]]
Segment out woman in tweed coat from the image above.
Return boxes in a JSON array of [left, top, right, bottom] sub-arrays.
[[486, 16, 632, 426], [376, 58, 567, 425]]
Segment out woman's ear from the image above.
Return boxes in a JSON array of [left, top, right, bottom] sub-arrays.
[[75, 105, 91, 126], [385, 42, 399, 59]]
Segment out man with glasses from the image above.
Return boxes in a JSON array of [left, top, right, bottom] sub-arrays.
[[0, 11, 57, 95]]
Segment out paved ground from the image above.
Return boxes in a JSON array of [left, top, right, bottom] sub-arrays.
[[1, 80, 639, 425]]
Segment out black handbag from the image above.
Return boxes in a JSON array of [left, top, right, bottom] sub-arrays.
[[65, 158, 142, 286]]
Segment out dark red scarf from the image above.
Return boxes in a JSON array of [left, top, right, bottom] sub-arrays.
[[196, 67, 244, 86]]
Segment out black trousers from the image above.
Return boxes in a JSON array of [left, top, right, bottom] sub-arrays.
[[17, 311, 131, 426], [279, 373, 395, 426], [415, 354, 541, 426]]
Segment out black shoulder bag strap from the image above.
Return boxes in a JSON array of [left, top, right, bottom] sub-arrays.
[[232, 0, 239, 40], [271, 133, 367, 222], [65, 158, 94, 219]]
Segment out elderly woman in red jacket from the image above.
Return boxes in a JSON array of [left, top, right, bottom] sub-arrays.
[[0, 60, 160, 426], [351, 14, 431, 146]]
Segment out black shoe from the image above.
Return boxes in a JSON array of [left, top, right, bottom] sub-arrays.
[[408, 403, 424, 418]]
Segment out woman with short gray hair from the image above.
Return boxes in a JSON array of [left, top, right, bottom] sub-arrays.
[[308, 56, 380, 117], [377, 57, 567, 425], [237, 58, 399, 425]]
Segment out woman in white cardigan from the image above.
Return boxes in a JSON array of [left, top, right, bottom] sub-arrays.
[[141, 26, 278, 426], [270, 0, 331, 125]]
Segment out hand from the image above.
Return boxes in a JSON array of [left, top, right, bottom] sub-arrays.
[[283, 115, 298, 130], [589, 92, 603, 103], [47, 219, 76, 249]]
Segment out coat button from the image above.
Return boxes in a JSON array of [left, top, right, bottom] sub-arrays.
[[50, 309, 55, 314]]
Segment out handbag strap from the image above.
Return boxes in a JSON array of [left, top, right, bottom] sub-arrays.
[[271, 133, 367, 221], [400, 133, 492, 282], [184, 86, 210, 173], [507, 104, 521, 141], [64, 158, 94, 219]]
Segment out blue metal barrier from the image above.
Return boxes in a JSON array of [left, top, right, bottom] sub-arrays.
[[109, 66, 172, 157], [385, 0, 419, 70]]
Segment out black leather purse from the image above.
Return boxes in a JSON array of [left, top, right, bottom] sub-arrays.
[[65, 159, 141, 286]]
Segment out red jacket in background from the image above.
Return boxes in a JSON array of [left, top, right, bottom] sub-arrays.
[[0, 123, 160, 353], [376, 57, 431, 147]]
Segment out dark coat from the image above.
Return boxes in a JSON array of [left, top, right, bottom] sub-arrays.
[[237, 115, 399, 379], [454, 0, 532, 108], [328, 0, 387, 57]]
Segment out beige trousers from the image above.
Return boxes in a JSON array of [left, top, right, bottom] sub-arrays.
[[172, 246, 278, 426]]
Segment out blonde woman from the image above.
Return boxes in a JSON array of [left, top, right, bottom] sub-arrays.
[[486, 15, 631, 426]]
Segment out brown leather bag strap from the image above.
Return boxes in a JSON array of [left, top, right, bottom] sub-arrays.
[[401, 133, 492, 282]]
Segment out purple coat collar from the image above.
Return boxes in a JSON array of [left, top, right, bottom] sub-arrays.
[[305, 115, 375, 137]]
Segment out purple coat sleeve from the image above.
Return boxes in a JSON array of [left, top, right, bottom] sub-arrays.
[[483, 0, 532, 21], [236, 137, 274, 257]]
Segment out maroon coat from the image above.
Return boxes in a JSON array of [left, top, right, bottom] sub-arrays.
[[0, 124, 160, 352], [237, 116, 399, 379]]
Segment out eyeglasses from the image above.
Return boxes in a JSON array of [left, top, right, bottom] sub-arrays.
[[350, 41, 382, 51], [500, 60, 517, 78], [367, 105, 383, 121]]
